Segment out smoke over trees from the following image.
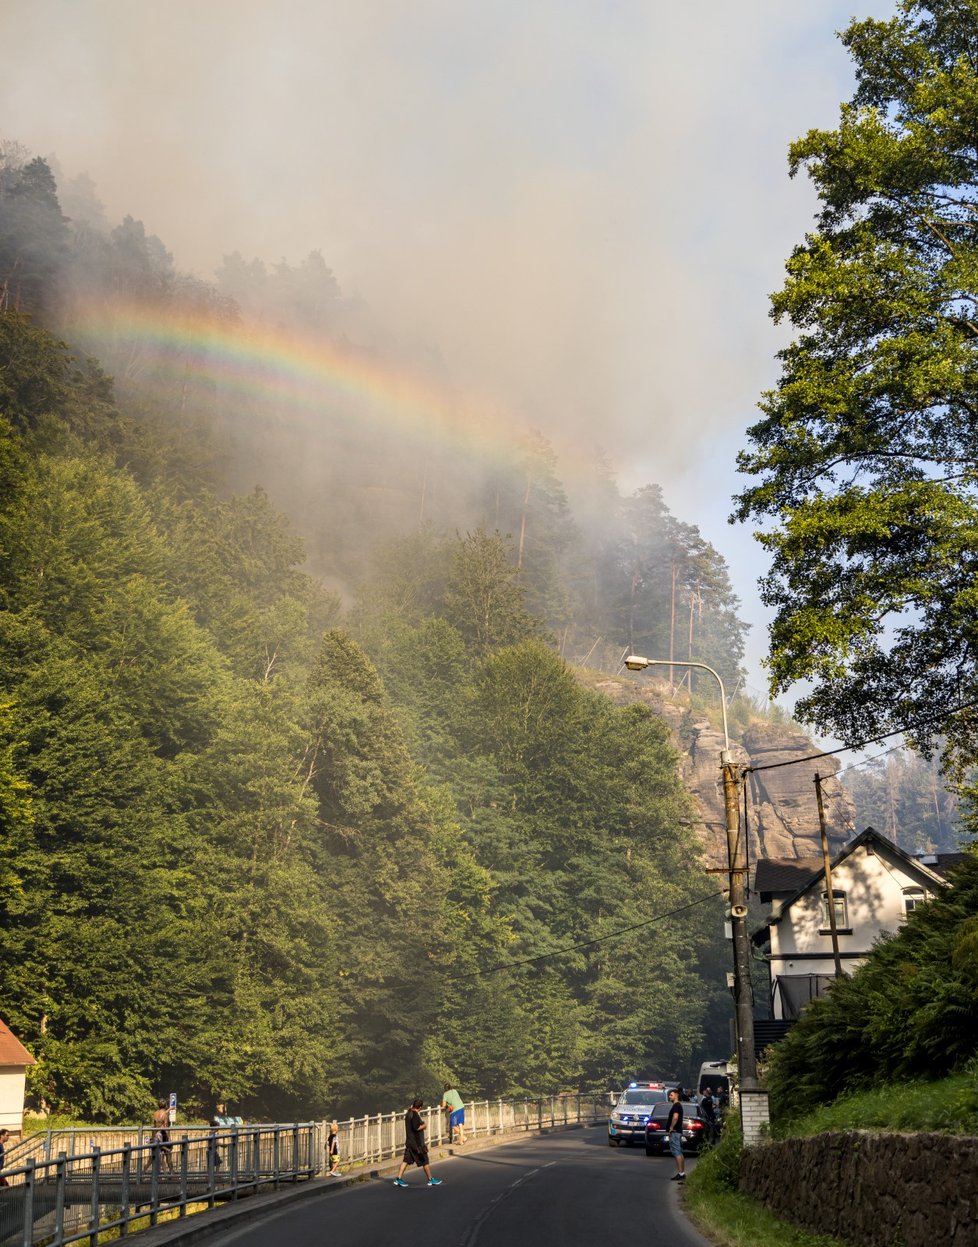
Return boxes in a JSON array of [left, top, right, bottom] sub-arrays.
[[0, 140, 740, 1120]]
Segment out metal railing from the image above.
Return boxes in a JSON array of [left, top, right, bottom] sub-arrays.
[[330, 1093, 609, 1168], [0, 1124, 317, 1246], [0, 1095, 610, 1245]]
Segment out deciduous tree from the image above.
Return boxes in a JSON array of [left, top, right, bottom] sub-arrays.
[[736, 0, 978, 761]]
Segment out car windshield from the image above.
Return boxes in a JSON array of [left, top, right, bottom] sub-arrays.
[[618, 1088, 667, 1105]]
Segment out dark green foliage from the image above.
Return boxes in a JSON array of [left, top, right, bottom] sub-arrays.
[[0, 146, 743, 1123], [765, 855, 978, 1121], [0, 157, 68, 319], [735, 0, 978, 769]]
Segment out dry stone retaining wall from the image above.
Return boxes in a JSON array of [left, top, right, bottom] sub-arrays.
[[740, 1131, 978, 1246]]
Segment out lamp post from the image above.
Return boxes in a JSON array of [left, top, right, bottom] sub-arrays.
[[624, 656, 762, 1119]]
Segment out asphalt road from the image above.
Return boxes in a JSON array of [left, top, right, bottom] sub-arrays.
[[208, 1127, 711, 1247]]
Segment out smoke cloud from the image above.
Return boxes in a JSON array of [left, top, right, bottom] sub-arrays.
[[0, 0, 893, 687]]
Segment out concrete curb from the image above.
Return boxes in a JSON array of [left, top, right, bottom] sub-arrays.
[[134, 1120, 602, 1246]]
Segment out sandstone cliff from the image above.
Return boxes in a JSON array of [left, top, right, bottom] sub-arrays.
[[589, 673, 855, 873]]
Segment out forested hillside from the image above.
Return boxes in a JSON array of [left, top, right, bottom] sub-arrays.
[[0, 141, 739, 1122]]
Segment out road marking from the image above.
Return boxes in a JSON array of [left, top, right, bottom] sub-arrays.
[[458, 1163, 556, 1247]]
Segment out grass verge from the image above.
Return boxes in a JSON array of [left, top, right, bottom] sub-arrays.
[[683, 1124, 849, 1247], [770, 1068, 978, 1138]]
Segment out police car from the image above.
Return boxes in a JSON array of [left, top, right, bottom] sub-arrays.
[[607, 1081, 677, 1147]]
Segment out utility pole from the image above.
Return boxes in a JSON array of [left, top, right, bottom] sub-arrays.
[[814, 771, 843, 979], [723, 754, 757, 1090], [623, 654, 767, 1141]]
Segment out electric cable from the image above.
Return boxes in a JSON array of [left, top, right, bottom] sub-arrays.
[[744, 695, 978, 775], [441, 888, 725, 983]]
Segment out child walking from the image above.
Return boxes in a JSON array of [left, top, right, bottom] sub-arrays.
[[326, 1121, 341, 1175]]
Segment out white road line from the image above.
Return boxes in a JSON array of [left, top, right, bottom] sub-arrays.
[[458, 1163, 556, 1247]]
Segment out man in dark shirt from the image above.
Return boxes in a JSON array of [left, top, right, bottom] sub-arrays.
[[665, 1088, 685, 1180], [699, 1085, 717, 1145], [393, 1098, 443, 1187]]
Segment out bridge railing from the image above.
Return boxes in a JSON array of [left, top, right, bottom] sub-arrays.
[[0, 1123, 317, 1247], [0, 1095, 610, 1244], [330, 1093, 609, 1169]]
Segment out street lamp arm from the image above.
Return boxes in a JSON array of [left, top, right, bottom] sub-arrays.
[[622, 656, 730, 757]]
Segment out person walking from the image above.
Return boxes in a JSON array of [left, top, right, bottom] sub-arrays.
[[326, 1121, 341, 1175], [392, 1098, 442, 1187], [440, 1082, 466, 1146], [665, 1087, 685, 1181], [144, 1099, 174, 1174], [0, 1128, 10, 1187]]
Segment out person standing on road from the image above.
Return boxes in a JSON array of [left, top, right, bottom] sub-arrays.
[[440, 1082, 466, 1146], [699, 1085, 717, 1146], [665, 1088, 685, 1181], [393, 1098, 442, 1187]]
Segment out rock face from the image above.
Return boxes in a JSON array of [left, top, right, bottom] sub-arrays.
[[590, 675, 855, 873]]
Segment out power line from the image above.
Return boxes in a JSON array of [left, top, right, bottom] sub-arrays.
[[745, 695, 978, 775], [835, 741, 907, 779], [441, 889, 725, 983]]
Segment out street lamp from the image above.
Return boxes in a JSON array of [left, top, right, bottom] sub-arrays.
[[623, 656, 765, 1133]]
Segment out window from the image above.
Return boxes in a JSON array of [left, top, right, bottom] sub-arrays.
[[820, 889, 848, 930], [903, 887, 926, 915]]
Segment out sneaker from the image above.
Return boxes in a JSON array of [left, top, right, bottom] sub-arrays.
[[670, 1172, 685, 1181], [427, 1178, 443, 1186], [393, 1178, 409, 1187]]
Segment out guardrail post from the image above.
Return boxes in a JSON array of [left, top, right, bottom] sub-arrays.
[[251, 1130, 261, 1185], [230, 1128, 239, 1199], [120, 1143, 132, 1234], [273, 1127, 281, 1190], [21, 1158, 36, 1247], [149, 1141, 160, 1225], [54, 1152, 67, 1244], [206, 1130, 217, 1208], [89, 1146, 102, 1247], [178, 1136, 189, 1216]]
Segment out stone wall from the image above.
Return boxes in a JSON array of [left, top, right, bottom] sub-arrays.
[[740, 1132, 978, 1246]]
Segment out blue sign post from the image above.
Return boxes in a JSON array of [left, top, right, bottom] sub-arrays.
[[168, 1092, 177, 1125]]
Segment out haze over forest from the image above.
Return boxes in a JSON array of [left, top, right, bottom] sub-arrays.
[[0, 0, 897, 691], [1, 0, 966, 1125]]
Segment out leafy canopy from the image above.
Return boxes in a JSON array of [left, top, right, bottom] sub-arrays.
[[735, 0, 978, 760]]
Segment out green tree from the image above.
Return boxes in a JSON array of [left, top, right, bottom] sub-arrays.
[[0, 156, 69, 317], [735, 0, 978, 761], [443, 529, 547, 657]]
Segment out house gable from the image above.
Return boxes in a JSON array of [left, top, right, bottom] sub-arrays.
[[764, 827, 949, 965]]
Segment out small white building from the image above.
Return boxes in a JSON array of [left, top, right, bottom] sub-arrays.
[[0, 1017, 36, 1137], [752, 828, 965, 1022]]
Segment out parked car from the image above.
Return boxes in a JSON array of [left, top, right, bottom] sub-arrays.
[[607, 1082, 673, 1147], [643, 1101, 708, 1156]]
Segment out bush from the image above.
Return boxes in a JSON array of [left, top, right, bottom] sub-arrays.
[[766, 855, 978, 1122]]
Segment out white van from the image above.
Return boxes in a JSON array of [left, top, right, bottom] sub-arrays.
[[697, 1060, 730, 1097]]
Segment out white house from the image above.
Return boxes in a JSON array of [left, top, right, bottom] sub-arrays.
[[751, 828, 966, 1022], [0, 1016, 35, 1137]]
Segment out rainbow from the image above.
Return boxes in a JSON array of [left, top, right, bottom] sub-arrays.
[[64, 298, 531, 469]]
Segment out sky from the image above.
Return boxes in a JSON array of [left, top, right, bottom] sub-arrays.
[[0, 0, 896, 702]]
